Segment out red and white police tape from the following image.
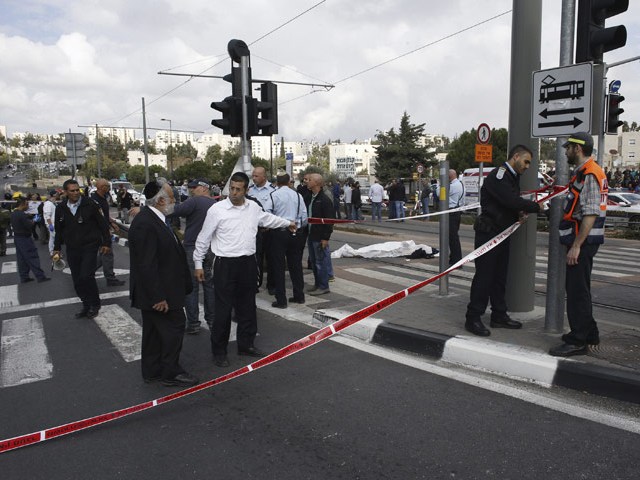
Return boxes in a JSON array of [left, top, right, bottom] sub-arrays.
[[0, 185, 568, 455]]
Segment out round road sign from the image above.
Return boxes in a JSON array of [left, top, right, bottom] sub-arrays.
[[417, 165, 424, 174], [477, 123, 491, 144]]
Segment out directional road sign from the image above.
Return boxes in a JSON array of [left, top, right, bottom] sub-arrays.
[[531, 63, 593, 138]]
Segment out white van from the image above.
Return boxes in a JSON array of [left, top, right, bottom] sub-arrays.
[[461, 167, 551, 202]]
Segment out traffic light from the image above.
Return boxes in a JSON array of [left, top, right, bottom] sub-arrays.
[[223, 67, 252, 98], [606, 93, 624, 134], [576, 0, 628, 64], [248, 82, 278, 137], [211, 96, 242, 136]]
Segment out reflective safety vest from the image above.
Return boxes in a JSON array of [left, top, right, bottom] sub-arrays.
[[559, 158, 608, 246]]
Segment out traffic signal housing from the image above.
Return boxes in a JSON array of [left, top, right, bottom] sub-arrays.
[[211, 96, 243, 137], [248, 82, 278, 137], [606, 93, 624, 134], [576, 0, 628, 64]]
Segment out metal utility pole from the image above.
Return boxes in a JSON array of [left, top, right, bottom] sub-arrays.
[[95, 123, 101, 178], [161, 118, 173, 177], [142, 97, 150, 184], [505, 0, 542, 312], [438, 159, 450, 296], [545, 0, 575, 332]]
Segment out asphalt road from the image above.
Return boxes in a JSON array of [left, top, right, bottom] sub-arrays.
[[1, 237, 639, 479]]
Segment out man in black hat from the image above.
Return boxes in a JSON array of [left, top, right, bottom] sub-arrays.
[[550, 132, 608, 357], [128, 179, 198, 387]]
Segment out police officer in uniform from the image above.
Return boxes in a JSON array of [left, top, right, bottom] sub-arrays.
[[464, 145, 541, 336], [549, 132, 608, 356]]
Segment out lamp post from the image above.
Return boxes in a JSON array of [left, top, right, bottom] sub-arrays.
[[161, 118, 172, 177]]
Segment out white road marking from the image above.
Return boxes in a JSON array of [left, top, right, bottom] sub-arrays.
[[0, 290, 129, 315], [0, 285, 19, 308], [1, 261, 17, 274], [94, 305, 142, 362], [0, 315, 53, 387]]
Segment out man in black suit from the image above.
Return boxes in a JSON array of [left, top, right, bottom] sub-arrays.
[[128, 179, 198, 387]]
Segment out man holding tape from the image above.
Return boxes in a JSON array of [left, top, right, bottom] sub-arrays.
[[464, 145, 541, 336], [549, 132, 608, 357]]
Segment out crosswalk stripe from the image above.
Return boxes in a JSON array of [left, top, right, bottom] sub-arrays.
[[1, 261, 17, 274], [0, 315, 53, 387], [346, 267, 441, 291], [536, 254, 635, 270], [0, 285, 19, 308], [94, 305, 142, 362], [376, 265, 473, 288], [0, 290, 129, 316]]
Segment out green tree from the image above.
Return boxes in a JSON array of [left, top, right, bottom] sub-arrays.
[[22, 133, 39, 148], [173, 161, 215, 184], [205, 145, 223, 166], [307, 144, 330, 172], [96, 135, 127, 163], [126, 139, 143, 151], [373, 112, 435, 183], [540, 138, 557, 161], [446, 127, 509, 172]]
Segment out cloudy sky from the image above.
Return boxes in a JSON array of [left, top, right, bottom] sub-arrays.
[[1, 0, 639, 143]]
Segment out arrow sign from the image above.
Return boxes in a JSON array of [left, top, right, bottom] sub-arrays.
[[539, 107, 584, 118], [538, 117, 583, 129]]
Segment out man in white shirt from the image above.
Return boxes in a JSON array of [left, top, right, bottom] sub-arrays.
[[343, 181, 352, 220], [448, 169, 465, 266], [194, 172, 295, 368], [42, 190, 57, 256], [369, 180, 385, 222]]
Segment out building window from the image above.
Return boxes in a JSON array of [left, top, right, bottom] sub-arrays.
[[629, 139, 636, 146]]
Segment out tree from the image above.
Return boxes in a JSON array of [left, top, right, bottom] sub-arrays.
[[446, 127, 509, 172], [96, 135, 127, 163], [205, 145, 223, 166], [22, 133, 39, 148], [126, 139, 143, 151], [307, 144, 330, 172], [173, 161, 215, 184], [373, 112, 435, 183], [540, 138, 557, 161]]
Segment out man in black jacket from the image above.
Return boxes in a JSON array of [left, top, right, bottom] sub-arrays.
[[53, 179, 111, 319], [128, 180, 198, 387], [305, 173, 335, 295], [464, 145, 541, 336]]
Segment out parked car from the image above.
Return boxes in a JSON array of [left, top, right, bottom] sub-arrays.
[[606, 191, 640, 229]]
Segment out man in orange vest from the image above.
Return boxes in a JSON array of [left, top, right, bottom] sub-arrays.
[[550, 132, 608, 357]]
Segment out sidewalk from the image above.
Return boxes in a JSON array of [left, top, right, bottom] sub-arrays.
[[255, 259, 640, 406]]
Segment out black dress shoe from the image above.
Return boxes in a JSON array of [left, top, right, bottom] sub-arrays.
[[288, 297, 305, 304], [161, 372, 199, 387], [271, 301, 287, 309], [37, 277, 52, 283], [75, 308, 90, 319], [86, 308, 99, 319], [490, 316, 522, 329], [549, 343, 588, 357], [214, 354, 230, 367], [143, 376, 162, 384], [106, 278, 125, 286], [465, 319, 491, 337], [21, 278, 34, 283], [238, 346, 266, 357]]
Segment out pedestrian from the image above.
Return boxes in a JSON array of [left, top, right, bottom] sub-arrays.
[[305, 173, 335, 295], [431, 179, 440, 211], [53, 179, 112, 319], [42, 190, 57, 256], [9, 196, 50, 283], [369, 179, 385, 222], [249, 166, 276, 293], [331, 181, 342, 219], [421, 182, 431, 217], [128, 179, 199, 387], [549, 132, 608, 357], [389, 179, 406, 221], [297, 173, 313, 270], [351, 181, 363, 220], [117, 184, 133, 224], [464, 145, 541, 336], [448, 169, 465, 266], [2, 193, 14, 239], [193, 172, 296, 368], [91, 179, 125, 287], [268, 173, 308, 308], [0, 202, 10, 256], [343, 181, 352, 220], [168, 178, 216, 334]]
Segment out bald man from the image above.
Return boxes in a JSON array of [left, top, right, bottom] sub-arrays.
[[91, 179, 125, 286]]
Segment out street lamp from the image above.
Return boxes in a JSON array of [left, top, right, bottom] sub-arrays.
[[161, 118, 173, 177]]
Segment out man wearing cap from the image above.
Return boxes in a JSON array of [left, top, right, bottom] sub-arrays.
[[464, 145, 541, 337], [167, 178, 216, 334], [550, 132, 608, 357], [128, 179, 198, 387], [268, 173, 308, 308], [194, 172, 296, 368]]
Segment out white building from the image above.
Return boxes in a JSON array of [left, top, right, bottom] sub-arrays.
[[329, 141, 377, 178], [86, 126, 136, 146], [617, 131, 640, 168], [154, 130, 197, 150], [196, 133, 241, 158], [127, 150, 168, 169]]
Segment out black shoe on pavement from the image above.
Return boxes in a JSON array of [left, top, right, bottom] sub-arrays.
[[161, 372, 199, 387], [86, 308, 99, 319], [75, 308, 90, 319], [37, 277, 51, 283], [21, 278, 34, 283], [143, 376, 162, 384], [185, 325, 201, 335], [271, 301, 287, 309], [238, 346, 266, 357], [214, 354, 230, 367], [288, 297, 305, 304], [107, 278, 125, 286], [465, 319, 491, 337], [549, 343, 588, 357], [490, 316, 522, 329]]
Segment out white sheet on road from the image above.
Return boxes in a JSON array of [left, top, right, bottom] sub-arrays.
[[331, 240, 436, 259]]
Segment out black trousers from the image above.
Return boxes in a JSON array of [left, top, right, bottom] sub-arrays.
[[449, 212, 462, 266], [271, 229, 305, 305], [466, 232, 510, 322], [140, 308, 186, 380], [212, 255, 258, 355], [564, 243, 599, 346], [66, 243, 100, 309], [255, 230, 274, 290]]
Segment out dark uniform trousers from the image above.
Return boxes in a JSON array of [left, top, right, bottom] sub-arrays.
[[141, 308, 186, 380], [271, 228, 305, 304], [212, 255, 258, 355], [564, 243, 599, 345], [14, 235, 46, 280], [449, 211, 462, 265], [466, 232, 510, 321], [67, 242, 101, 309], [255, 230, 275, 290]]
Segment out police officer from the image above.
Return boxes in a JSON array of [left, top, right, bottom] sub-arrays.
[[549, 132, 608, 357], [268, 173, 308, 308], [249, 166, 275, 292], [464, 145, 541, 336]]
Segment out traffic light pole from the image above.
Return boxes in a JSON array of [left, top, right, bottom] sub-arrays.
[[239, 54, 252, 175]]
